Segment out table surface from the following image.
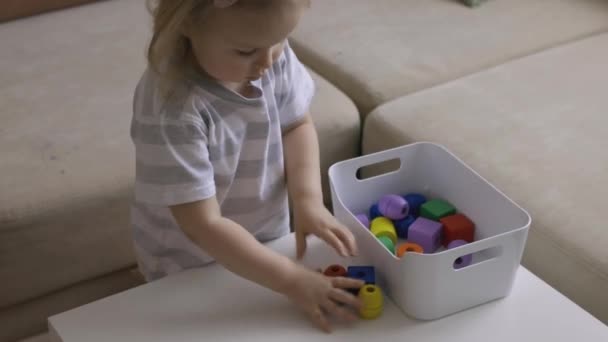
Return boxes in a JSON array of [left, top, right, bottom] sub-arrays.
[[49, 233, 607, 342]]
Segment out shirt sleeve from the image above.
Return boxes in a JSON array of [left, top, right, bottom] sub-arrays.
[[274, 42, 316, 132], [131, 89, 216, 206]]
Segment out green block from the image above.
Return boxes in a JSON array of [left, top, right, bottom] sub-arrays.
[[377, 236, 395, 255], [420, 199, 456, 221]]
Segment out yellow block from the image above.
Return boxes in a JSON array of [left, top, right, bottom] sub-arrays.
[[358, 284, 383, 319], [370, 217, 397, 244]]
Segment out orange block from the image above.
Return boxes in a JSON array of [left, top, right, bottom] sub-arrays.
[[396, 243, 424, 258]]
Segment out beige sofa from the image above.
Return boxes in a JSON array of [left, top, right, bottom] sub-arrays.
[[1, 0, 606, 341]]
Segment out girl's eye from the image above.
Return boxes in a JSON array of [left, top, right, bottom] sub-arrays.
[[236, 49, 257, 57]]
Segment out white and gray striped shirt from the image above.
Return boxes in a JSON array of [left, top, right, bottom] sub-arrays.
[[130, 45, 314, 281]]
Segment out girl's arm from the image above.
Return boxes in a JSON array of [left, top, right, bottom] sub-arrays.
[[283, 113, 358, 258], [170, 198, 296, 293], [170, 198, 364, 332], [283, 114, 324, 206]]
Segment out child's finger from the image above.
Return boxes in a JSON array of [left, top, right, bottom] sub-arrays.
[[321, 299, 358, 321], [296, 231, 307, 259], [310, 307, 331, 333], [332, 225, 358, 256], [330, 276, 365, 290], [329, 288, 362, 309], [318, 229, 348, 257]]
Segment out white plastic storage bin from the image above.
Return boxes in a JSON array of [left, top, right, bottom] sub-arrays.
[[329, 142, 531, 320]]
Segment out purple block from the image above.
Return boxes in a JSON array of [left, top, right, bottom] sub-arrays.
[[378, 194, 409, 220], [355, 214, 370, 228], [408, 217, 443, 253], [448, 239, 473, 269]]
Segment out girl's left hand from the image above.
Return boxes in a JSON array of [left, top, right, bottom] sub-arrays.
[[293, 199, 358, 259]]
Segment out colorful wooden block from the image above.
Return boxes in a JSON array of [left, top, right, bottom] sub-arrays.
[[347, 266, 375, 285], [355, 213, 370, 228], [403, 193, 427, 217], [396, 242, 424, 258], [408, 217, 443, 253], [440, 213, 475, 247], [377, 236, 395, 255], [448, 240, 473, 269], [359, 284, 383, 319], [370, 217, 397, 244], [378, 194, 409, 220], [394, 214, 416, 239], [420, 199, 456, 221], [369, 203, 382, 220], [323, 264, 347, 277]]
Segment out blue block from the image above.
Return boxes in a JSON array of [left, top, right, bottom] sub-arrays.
[[403, 193, 428, 217], [369, 203, 382, 220], [347, 266, 375, 285], [394, 215, 416, 239]]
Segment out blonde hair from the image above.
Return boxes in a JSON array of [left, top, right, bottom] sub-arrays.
[[146, 0, 210, 96], [146, 0, 310, 96]]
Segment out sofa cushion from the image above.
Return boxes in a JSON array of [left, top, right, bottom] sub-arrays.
[[0, 0, 99, 22], [308, 70, 360, 207], [291, 0, 608, 115], [0, 0, 148, 311], [362, 33, 608, 323], [0, 0, 360, 312]]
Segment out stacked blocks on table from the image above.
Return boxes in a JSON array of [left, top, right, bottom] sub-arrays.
[[420, 199, 456, 221], [322, 264, 383, 319], [346, 265, 376, 296], [440, 213, 475, 247], [323, 264, 347, 277], [347, 266, 375, 285], [408, 217, 443, 253], [378, 194, 409, 220], [359, 284, 384, 319], [370, 217, 397, 244], [447, 240, 473, 269], [403, 193, 427, 217]]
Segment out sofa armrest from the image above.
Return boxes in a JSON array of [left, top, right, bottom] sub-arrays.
[[0, 0, 100, 22]]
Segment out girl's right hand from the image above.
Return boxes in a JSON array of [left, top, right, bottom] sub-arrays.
[[281, 265, 365, 333]]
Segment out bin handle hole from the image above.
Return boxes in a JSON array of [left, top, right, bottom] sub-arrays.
[[356, 158, 401, 180], [452, 245, 503, 271]]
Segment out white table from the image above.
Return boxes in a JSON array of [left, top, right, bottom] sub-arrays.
[[49, 233, 607, 342]]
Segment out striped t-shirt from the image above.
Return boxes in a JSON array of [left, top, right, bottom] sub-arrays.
[[130, 45, 315, 281]]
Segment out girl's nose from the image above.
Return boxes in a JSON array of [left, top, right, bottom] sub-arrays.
[[255, 49, 273, 70]]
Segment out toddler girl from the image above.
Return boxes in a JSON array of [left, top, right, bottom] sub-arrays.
[[130, 0, 363, 332]]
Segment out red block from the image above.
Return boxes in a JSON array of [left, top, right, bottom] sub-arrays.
[[324, 264, 347, 277], [440, 214, 475, 247]]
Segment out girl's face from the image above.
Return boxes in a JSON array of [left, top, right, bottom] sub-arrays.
[[186, 1, 307, 85]]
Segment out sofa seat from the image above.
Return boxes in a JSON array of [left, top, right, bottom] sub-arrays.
[[0, 0, 360, 340], [291, 0, 608, 115], [362, 33, 608, 323]]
